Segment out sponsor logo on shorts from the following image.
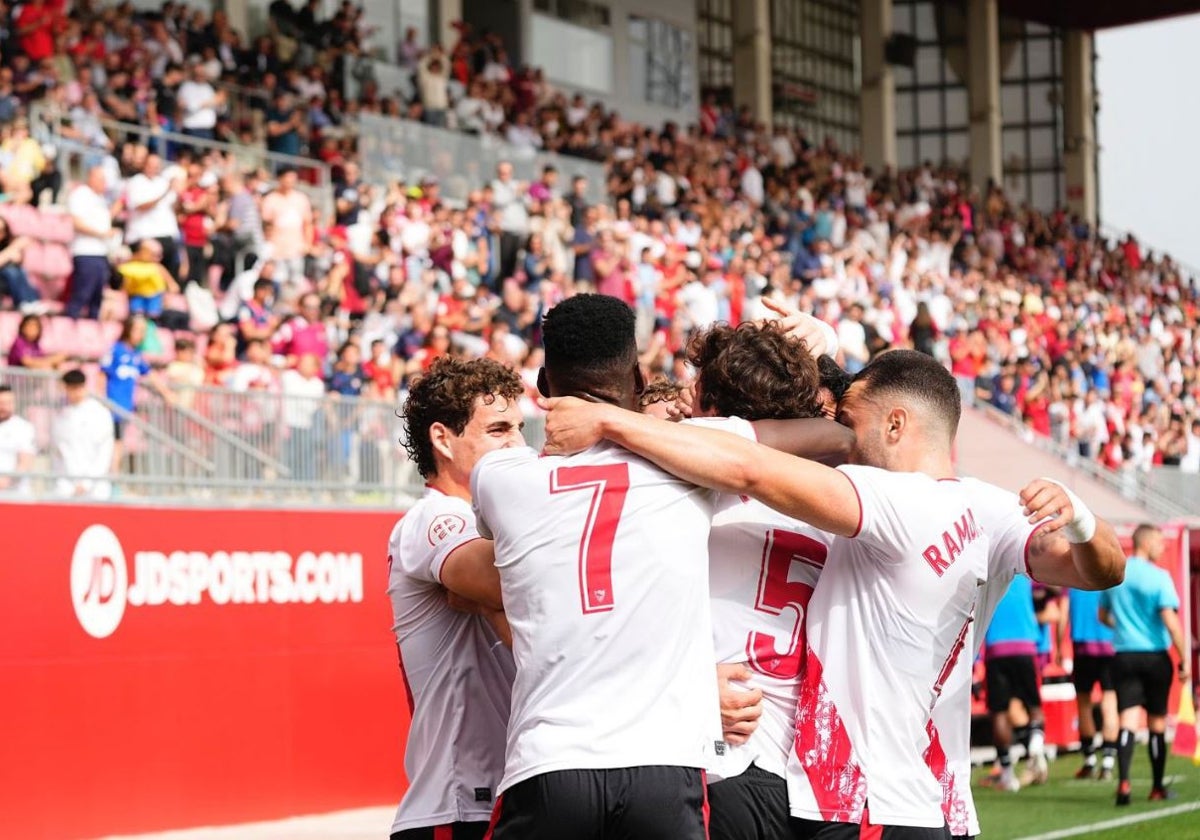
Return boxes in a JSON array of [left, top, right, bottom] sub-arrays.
[[70, 525, 364, 639]]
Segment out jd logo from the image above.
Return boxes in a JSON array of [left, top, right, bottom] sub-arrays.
[[70, 525, 128, 639]]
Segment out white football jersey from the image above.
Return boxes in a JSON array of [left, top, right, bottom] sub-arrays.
[[928, 478, 1037, 837], [786, 467, 991, 829], [708, 492, 830, 781], [387, 489, 516, 833], [472, 419, 752, 794]]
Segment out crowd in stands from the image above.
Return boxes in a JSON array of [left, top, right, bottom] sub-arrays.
[[1, 0, 1199, 495]]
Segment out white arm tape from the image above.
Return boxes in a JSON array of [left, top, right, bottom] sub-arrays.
[[1044, 478, 1097, 544], [815, 316, 839, 359]]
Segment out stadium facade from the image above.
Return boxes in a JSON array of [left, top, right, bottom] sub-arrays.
[[212, 0, 1191, 225]]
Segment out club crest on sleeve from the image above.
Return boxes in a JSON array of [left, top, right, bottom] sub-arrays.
[[427, 514, 467, 547]]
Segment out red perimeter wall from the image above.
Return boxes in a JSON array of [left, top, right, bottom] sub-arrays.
[[0, 502, 407, 840]]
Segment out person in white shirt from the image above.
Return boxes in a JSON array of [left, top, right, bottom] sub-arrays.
[[177, 59, 224, 140], [52, 369, 115, 500], [837, 302, 870, 373], [388, 357, 524, 840], [280, 353, 326, 483], [0, 385, 35, 497], [542, 350, 1124, 838], [473, 295, 744, 839], [67, 166, 115, 319], [124, 153, 182, 281], [1180, 418, 1200, 473]]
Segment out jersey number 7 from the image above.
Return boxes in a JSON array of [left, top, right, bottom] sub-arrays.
[[550, 463, 631, 614], [747, 529, 824, 679]]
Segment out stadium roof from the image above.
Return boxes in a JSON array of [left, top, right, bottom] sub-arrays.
[[998, 0, 1200, 29]]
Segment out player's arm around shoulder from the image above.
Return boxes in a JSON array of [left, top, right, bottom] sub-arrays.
[[1019, 478, 1125, 590], [751, 417, 854, 465], [543, 398, 862, 537]]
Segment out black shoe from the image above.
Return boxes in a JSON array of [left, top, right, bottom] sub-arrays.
[[1075, 763, 1096, 780], [1116, 780, 1132, 806], [1149, 787, 1176, 802]]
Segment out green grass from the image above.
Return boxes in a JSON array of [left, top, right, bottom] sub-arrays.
[[973, 751, 1200, 839]]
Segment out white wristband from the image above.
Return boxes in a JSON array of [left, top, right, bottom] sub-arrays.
[[1044, 478, 1097, 544]]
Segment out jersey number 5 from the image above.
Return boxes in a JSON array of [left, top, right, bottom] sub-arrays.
[[747, 529, 824, 679], [550, 464, 631, 614]]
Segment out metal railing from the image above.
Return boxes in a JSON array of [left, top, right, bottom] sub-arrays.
[[0, 366, 548, 506], [355, 112, 610, 207], [30, 104, 334, 220], [968, 399, 1193, 520]]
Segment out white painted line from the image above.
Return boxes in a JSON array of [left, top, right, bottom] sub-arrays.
[[1012, 801, 1200, 840]]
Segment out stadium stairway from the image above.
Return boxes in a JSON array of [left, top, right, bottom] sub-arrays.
[[956, 404, 1164, 523]]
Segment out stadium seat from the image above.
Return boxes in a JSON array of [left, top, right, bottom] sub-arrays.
[[73, 319, 109, 360], [38, 210, 74, 245], [4, 204, 41, 238], [0, 310, 20, 351], [39, 316, 73, 354], [25, 405, 54, 451]]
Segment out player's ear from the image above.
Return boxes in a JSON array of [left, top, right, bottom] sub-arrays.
[[885, 406, 906, 441], [430, 421, 454, 461], [536, 368, 549, 398]]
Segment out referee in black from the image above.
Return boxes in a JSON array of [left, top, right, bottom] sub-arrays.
[[1099, 524, 1190, 805]]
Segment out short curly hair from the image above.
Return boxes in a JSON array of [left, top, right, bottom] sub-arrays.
[[639, 376, 683, 409], [402, 357, 524, 479], [688, 321, 822, 421]]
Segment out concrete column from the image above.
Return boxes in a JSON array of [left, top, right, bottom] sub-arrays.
[[859, 0, 896, 171], [223, 0, 250, 40], [966, 0, 1002, 188], [1062, 30, 1097, 225], [732, 0, 773, 126], [435, 0, 463, 49]]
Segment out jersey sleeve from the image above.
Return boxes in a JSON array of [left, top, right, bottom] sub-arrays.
[[967, 479, 1038, 583], [834, 464, 903, 558], [394, 495, 483, 585], [1157, 572, 1181, 611], [470, 446, 539, 542]]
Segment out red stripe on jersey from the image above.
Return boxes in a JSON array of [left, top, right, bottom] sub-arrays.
[[1022, 524, 1043, 581], [395, 643, 415, 715], [794, 648, 866, 822], [434, 826, 453, 840], [859, 807, 883, 840], [841, 471, 864, 538], [481, 793, 505, 840], [924, 720, 968, 836], [932, 612, 974, 703], [701, 770, 711, 837]]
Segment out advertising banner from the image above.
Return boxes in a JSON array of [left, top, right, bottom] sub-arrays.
[[0, 502, 406, 839]]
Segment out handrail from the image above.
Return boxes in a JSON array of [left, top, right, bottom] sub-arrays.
[[969, 401, 1190, 520], [102, 396, 217, 473], [29, 102, 334, 219], [166, 395, 293, 478]]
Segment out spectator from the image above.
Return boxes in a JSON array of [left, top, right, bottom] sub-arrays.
[[52, 368, 115, 500], [66, 165, 113, 319], [176, 57, 224, 140], [273, 291, 328, 367], [164, 337, 205, 409], [265, 89, 304, 158], [416, 44, 449, 127], [6, 314, 67, 369], [0, 215, 44, 313], [203, 322, 238, 386], [280, 352, 325, 482], [0, 384, 36, 497], [123, 153, 183, 282], [0, 118, 46, 204], [492, 161, 528, 280], [236, 278, 279, 356], [99, 316, 173, 466], [213, 169, 264, 285], [260, 166, 313, 290], [117, 238, 179, 319], [179, 165, 218, 290]]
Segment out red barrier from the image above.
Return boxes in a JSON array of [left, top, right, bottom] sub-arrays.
[[0, 502, 408, 840]]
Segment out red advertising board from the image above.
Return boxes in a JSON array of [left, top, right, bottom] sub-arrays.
[[0, 502, 407, 840]]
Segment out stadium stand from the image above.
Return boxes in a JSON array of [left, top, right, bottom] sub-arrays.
[[0, 0, 1198, 505]]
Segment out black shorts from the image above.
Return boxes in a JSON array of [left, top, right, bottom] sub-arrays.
[[1072, 653, 1115, 695], [392, 823, 487, 840], [792, 815, 950, 840], [985, 655, 1041, 714], [1113, 651, 1173, 716], [486, 766, 708, 840], [113, 418, 125, 441], [708, 764, 789, 840]]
